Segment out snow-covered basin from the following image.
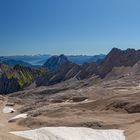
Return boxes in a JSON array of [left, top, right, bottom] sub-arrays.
[[10, 127, 125, 140], [2, 106, 16, 113]]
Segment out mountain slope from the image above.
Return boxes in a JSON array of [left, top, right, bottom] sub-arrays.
[[43, 55, 70, 70], [98, 48, 140, 78], [0, 74, 21, 94], [36, 61, 99, 86], [37, 62, 81, 86], [0, 64, 46, 94]]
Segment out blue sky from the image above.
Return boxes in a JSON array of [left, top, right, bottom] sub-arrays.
[[0, 0, 140, 56]]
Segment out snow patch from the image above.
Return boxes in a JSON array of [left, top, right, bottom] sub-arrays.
[[2, 106, 16, 113], [11, 127, 125, 140], [8, 113, 27, 122]]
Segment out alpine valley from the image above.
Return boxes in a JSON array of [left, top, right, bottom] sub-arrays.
[[0, 48, 140, 140]]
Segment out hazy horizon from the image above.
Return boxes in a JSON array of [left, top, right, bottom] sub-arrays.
[[1, 47, 140, 57], [2, 53, 105, 57]]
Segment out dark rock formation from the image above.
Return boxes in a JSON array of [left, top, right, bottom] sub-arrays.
[[0, 64, 46, 94], [0, 74, 21, 94], [77, 62, 98, 79], [37, 62, 81, 86], [98, 48, 140, 78], [43, 54, 70, 70]]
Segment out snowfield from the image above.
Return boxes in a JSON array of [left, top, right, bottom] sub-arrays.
[[11, 127, 125, 140]]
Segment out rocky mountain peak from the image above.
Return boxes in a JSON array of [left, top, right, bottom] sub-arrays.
[[98, 48, 140, 78], [44, 54, 70, 70]]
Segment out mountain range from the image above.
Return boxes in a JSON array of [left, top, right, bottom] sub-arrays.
[[0, 57, 32, 67], [4, 54, 105, 65], [0, 53, 105, 94], [1, 48, 140, 94], [36, 48, 140, 86]]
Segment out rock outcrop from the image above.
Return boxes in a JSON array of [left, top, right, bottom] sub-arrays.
[[0, 74, 21, 94], [98, 48, 140, 78], [0, 64, 46, 94]]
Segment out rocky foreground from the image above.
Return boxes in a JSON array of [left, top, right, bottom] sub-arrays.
[[0, 75, 140, 140]]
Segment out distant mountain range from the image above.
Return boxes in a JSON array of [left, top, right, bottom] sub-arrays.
[[4, 54, 105, 65], [0, 57, 32, 67], [67, 54, 105, 64], [5, 55, 51, 65]]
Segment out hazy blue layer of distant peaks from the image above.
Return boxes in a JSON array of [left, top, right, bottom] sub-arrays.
[[3, 54, 105, 66]]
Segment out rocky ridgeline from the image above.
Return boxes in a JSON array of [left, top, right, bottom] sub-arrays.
[[36, 48, 140, 86]]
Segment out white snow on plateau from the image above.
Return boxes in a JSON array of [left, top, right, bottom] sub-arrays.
[[2, 106, 16, 113], [11, 127, 125, 140], [8, 113, 27, 122]]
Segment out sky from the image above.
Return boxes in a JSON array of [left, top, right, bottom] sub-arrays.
[[1, 0, 140, 56]]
